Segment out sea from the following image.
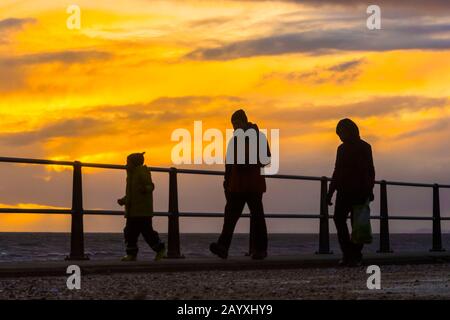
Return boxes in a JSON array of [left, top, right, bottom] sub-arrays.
[[0, 233, 449, 262]]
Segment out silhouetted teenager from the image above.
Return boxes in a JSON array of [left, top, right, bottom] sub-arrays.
[[118, 152, 166, 261], [210, 109, 270, 260], [327, 119, 375, 266]]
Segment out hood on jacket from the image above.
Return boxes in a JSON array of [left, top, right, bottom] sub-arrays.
[[336, 118, 360, 143], [126, 152, 145, 171], [247, 122, 259, 132]]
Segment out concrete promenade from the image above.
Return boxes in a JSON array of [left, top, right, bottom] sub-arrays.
[[1, 251, 449, 278]]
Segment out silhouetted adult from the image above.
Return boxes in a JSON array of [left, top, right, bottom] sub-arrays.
[[327, 118, 375, 266], [210, 109, 270, 260]]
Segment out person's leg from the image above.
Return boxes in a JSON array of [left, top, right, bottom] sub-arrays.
[[217, 192, 246, 251], [124, 218, 140, 257], [349, 210, 364, 261], [140, 217, 165, 252], [333, 194, 353, 262], [246, 193, 268, 256], [247, 215, 256, 256], [351, 243, 364, 261]]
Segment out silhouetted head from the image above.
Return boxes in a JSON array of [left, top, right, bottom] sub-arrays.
[[336, 118, 360, 143], [231, 109, 248, 130], [126, 152, 145, 170]]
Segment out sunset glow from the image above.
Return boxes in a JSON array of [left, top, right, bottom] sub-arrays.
[[1, 0, 449, 232]]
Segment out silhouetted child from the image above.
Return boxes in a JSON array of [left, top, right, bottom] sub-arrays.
[[118, 152, 166, 261]]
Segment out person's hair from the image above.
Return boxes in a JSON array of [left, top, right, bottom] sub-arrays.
[[231, 109, 248, 123], [336, 118, 360, 140]]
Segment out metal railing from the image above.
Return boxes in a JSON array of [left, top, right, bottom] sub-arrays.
[[0, 156, 448, 260]]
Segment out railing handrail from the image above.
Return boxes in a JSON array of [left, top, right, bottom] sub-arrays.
[[0, 155, 447, 259], [0, 156, 448, 188]]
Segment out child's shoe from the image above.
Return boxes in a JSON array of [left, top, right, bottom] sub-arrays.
[[121, 255, 137, 262], [154, 246, 166, 261]]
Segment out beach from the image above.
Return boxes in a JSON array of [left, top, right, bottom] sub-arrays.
[[1, 263, 449, 300]]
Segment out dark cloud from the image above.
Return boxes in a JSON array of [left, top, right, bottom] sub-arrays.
[[0, 50, 112, 67], [0, 65, 25, 92], [182, 0, 450, 61], [92, 95, 243, 121], [264, 96, 449, 123], [0, 118, 110, 146], [188, 17, 233, 28], [265, 58, 365, 85], [0, 18, 36, 45], [0, 96, 244, 146], [327, 59, 364, 72], [274, 0, 450, 12], [187, 22, 450, 60], [0, 50, 112, 92], [0, 18, 35, 32], [150, 95, 240, 108], [396, 119, 449, 139], [100, 95, 447, 129], [0, 18, 111, 92]]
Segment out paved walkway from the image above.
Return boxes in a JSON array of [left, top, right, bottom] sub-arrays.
[[1, 251, 449, 278]]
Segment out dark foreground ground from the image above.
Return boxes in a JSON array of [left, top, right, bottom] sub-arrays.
[[1, 262, 449, 300]]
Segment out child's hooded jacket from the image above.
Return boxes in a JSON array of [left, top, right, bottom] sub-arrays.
[[120, 153, 154, 217]]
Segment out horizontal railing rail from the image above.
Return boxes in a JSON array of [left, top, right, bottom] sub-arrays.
[[0, 156, 448, 260]]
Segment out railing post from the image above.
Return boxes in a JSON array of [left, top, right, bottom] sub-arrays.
[[431, 184, 445, 252], [167, 167, 184, 258], [377, 180, 392, 253], [66, 161, 88, 260], [316, 177, 332, 254]]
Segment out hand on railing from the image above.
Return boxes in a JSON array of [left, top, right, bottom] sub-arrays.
[[117, 197, 126, 206], [326, 192, 334, 206]]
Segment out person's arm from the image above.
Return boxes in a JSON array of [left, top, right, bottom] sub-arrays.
[[367, 145, 375, 201], [117, 195, 127, 206], [139, 168, 155, 194], [224, 137, 234, 190], [258, 131, 271, 167], [224, 164, 232, 190], [327, 145, 343, 205]]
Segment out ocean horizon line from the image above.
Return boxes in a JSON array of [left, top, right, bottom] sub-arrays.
[[1, 231, 448, 235]]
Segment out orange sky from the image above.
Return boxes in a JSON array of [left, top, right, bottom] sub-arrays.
[[0, 0, 449, 232]]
